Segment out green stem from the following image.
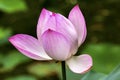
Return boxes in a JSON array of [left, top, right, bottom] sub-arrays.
[[61, 61, 66, 80]]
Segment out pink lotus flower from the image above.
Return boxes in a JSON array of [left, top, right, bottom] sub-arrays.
[[9, 5, 92, 74]]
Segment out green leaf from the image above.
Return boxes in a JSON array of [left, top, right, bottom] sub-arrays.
[[0, 51, 31, 73], [27, 62, 61, 77], [81, 71, 106, 80], [82, 43, 120, 73], [0, 0, 27, 13], [5, 75, 37, 80], [0, 27, 12, 45], [104, 64, 120, 80]]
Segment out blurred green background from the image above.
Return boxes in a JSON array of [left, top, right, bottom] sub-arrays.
[[0, 0, 120, 80]]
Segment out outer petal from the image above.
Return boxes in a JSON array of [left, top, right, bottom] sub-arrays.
[[69, 5, 87, 46], [41, 29, 72, 61], [48, 13, 79, 55], [37, 8, 53, 40], [37, 8, 78, 56], [55, 13, 78, 42], [37, 8, 78, 41], [66, 54, 92, 74], [37, 9, 78, 44], [9, 34, 52, 60]]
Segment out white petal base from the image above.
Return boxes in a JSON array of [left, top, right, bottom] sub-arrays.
[[66, 54, 92, 74]]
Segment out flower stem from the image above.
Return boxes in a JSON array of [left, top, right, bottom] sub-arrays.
[[61, 61, 66, 80]]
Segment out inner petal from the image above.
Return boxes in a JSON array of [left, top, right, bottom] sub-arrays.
[[41, 29, 71, 61]]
